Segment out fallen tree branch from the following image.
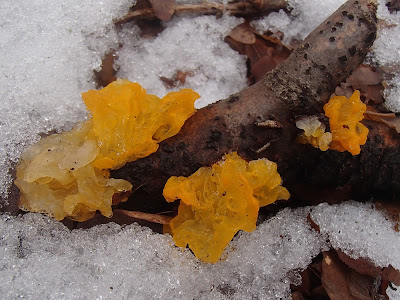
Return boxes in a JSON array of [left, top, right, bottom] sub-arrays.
[[112, 0, 385, 213]]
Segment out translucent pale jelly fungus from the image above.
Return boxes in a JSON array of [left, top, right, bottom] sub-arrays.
[[163, 152, 290, 263], [15, 122, 132, 221], [296, 116, 333, 151], [82, 79, 199, 169], [15, 79, 198, 221], [323, 90, 368, 155]]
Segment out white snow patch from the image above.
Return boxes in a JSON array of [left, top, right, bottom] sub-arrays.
[[115, 15, 247, 109], [311, 201, 400, 270], [0, 208, 326, 299], [369, 0, 400, 112], [251, 0, 346, 44]]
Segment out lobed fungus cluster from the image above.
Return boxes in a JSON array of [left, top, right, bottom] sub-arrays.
[[15, 79, 199, 221], [296, 90, 369, 155], [323, 90, 369, 155], [163, 152, 290, 263]]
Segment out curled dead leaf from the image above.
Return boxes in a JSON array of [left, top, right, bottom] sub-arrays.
[[344, 65, 382, 87], [322, 251, 355, 300], [336, 249, 400, 286], [229, 23, 256, 44], [149, 0, 175, 21]]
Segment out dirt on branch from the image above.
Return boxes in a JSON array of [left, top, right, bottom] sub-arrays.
[[111, 0, 387, 214]]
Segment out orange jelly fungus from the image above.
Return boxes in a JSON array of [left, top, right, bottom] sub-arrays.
[[82, 79, 199, 169], [323, 90, 368, 155], [163, 152, 290, 263], [15, 79, 198, 221]]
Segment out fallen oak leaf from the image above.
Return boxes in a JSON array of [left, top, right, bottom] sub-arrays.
[[228, 23, 256, 44], [380, 117, 400, 134], [347, 268, 375, 300], [374, 200, 400, 232], [226, 25, 291, 83], [160, 70, 193, 88], [149, 0, 175, 21], [321, 251, 355, 300], [343, 65, 382, 87], [336, 249, 400, 286]]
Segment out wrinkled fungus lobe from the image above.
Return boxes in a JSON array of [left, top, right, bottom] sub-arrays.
[[163, 152, 290, 263], [323, 90, 368, 155], [15, 122, 132, 221], [296, 116, 332, 151], [15, 79, 198, 221], [83, 79, 198, 169]]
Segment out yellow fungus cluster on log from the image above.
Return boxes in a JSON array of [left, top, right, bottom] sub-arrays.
[[296, 116, 332, 151], [83, 79, 198, 169], [296, 91, 368, 155], [163, 152, 290, 263], [323, 90, 368, 155], [15, 122, 132, 221], [15, 79, 199, 221]]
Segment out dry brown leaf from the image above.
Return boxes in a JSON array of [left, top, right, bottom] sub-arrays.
[[344, 65, 382, 87], [336, 65, 384, 105], [337, 250, 400, 286], [228, 23, 256, 45], [380, 117, 400, 134], [225, 24, 291, 84], [321, 251, 355, 300], [160, 70, 192, 88], [347, 269, 374, 300], [149, 0, 175, 21], [375, 201, 400, 232], [94, 51, 117, 88], [291, 291, 305, 300]]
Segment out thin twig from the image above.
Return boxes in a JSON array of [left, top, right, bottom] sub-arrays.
[[115, 209, 173, 224], [115, 1, 286, 25], [364, 111, 397, 119]]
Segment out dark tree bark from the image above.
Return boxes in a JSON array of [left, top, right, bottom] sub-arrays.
[[111, 0, 387, 214]]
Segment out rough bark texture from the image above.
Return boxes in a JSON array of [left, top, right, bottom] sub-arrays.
[[112, 0, 383, 213]]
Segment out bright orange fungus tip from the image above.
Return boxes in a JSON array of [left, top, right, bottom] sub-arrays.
[[15, 79, 198, 221], [163, 152, 290, 263], [323, 90, 368, 155]]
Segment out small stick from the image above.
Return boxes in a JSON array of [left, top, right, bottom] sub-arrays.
[[115, 1, 286, 24], [364, 111, 397, 119], [115, 209, 173, 224]]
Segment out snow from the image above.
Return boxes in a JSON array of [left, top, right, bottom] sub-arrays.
[[311, 201, 400, 270], [369, 0, 400, 112], [0, 209, 326, 299], [115, 15, 247, 109], [251, 0, 347, 44], [1, 0, 400, 298]]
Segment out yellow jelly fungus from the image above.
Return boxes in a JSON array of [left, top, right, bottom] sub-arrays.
[[296, 116, 332, 151], [15, 79, 198, 221], [163, 152, 290, 263], [15, 121, 132, 221], [323, 90, 368, 155], [82, 79, 199, 169]]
